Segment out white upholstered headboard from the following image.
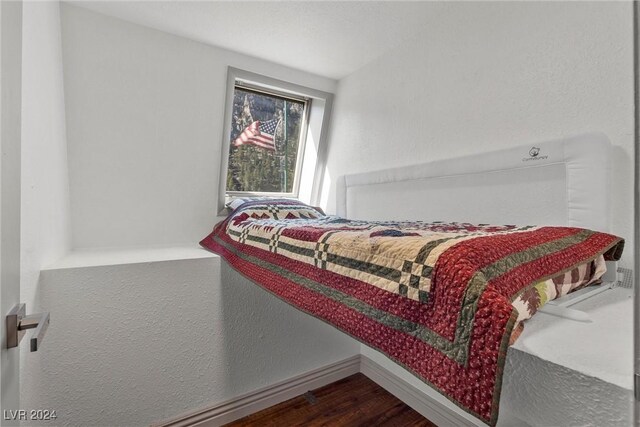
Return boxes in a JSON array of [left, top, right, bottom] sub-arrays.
[[336, 133, 612, 233]]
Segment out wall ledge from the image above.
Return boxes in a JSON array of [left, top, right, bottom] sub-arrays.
[[43, 245, 217, 271], [510, 286, 633, 391]]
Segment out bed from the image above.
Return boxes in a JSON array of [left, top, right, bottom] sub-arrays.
[[201, 133, 627, 426]]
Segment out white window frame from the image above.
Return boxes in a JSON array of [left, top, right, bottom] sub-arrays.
[[218, 67, 334, 214]]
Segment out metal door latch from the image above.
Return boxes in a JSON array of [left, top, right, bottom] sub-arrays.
[[6, 304, 49, 352]]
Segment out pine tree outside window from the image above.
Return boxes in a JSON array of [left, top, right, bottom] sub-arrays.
[[226, 82, 310, 197]]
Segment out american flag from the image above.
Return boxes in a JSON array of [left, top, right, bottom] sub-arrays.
[[233, 119, 280, 151]]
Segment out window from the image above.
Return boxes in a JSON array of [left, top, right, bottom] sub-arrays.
[[226, 84, 309, 196], [218, 68, 334, 214]]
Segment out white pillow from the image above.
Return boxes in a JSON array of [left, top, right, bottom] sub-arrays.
[[226, 196, 294, 211]]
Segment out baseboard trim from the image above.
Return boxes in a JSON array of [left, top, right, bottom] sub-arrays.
[[153, 355, 361, 427], [360, 355, 481, 427], [155, 354, 481, 427]]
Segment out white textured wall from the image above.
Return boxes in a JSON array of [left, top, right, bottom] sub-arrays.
[[20, 0, 72, 406], [21, 0, 71, 322], [21, 254, 358, 426], [501, 348, 632, 426], [60, 4, 337, 250], [325, 1, 635, 268]]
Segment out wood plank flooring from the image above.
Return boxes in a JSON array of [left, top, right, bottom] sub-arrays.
[[224, 373, 437, 427]]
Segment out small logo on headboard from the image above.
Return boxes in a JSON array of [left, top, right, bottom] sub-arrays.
[[522, 146, 548, 162]]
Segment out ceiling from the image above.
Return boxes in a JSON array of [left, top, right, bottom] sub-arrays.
[[69, 1, 438, 80]]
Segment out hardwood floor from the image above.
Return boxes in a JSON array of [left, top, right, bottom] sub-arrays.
[[224, 373, 437, 427]]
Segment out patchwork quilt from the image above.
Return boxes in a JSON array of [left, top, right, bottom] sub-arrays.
[[200, 200, 624, 425]]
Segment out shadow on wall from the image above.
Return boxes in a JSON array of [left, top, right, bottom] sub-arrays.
[[219, 261, 358, 398], [319, 167, 332, 213], [611, 144, 634, 258]]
